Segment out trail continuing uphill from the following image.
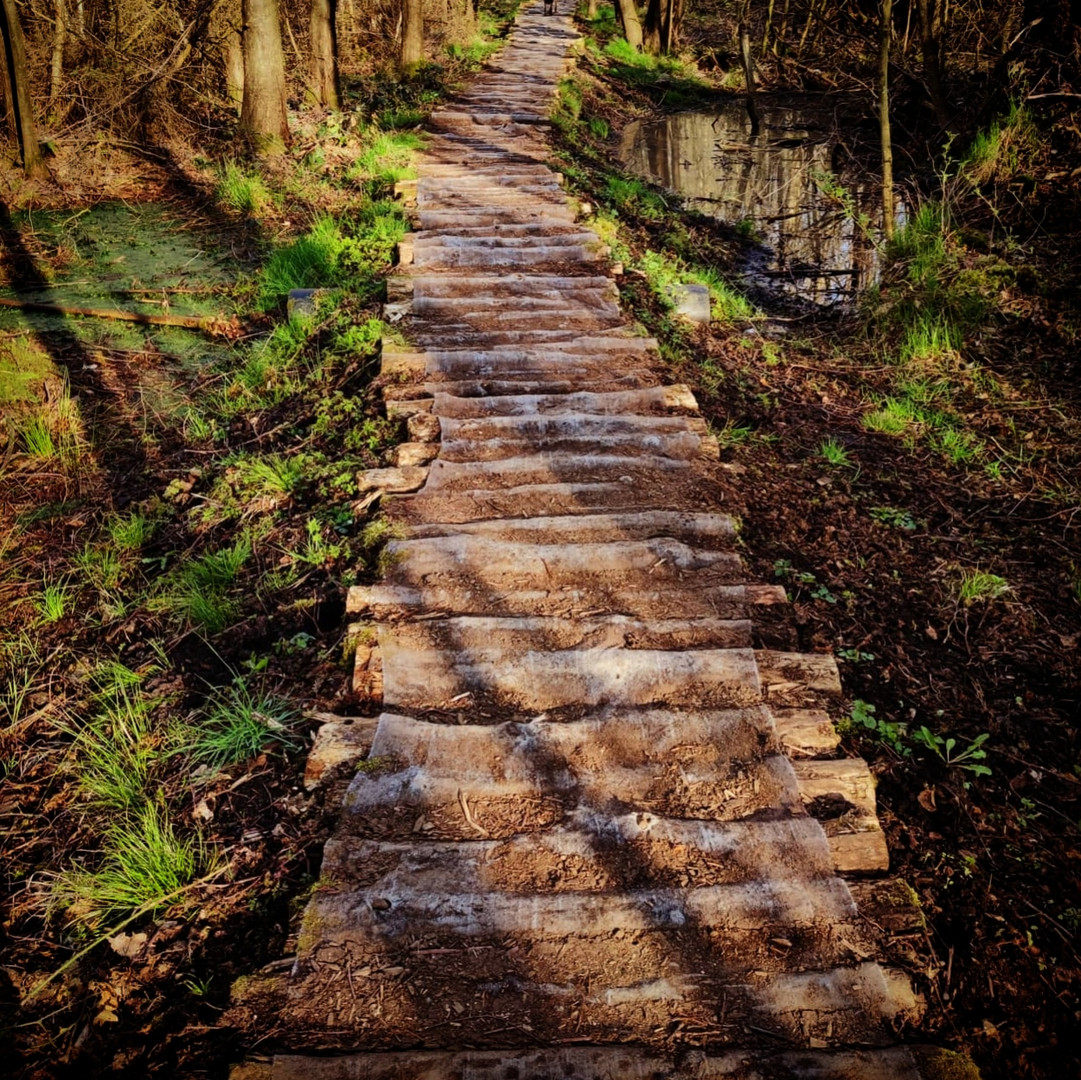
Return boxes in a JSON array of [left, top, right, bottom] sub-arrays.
[[232, 6, 971, 1078]]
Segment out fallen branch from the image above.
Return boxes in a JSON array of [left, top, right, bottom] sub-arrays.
[[0, 296, 241, 338]]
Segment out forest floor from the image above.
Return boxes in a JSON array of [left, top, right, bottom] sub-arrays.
[[548, 12, 1081, 1079], [0, 4, 1079, 1079]]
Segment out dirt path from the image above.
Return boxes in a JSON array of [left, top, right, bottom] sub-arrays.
[[230, 6, 974, 1077]]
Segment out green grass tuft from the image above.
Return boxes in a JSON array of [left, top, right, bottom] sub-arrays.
[[186, 681, 301, 770], [957, 569, 1011, 605], [53, 802, 206, 929]]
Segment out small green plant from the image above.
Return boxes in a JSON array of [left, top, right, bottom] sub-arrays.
[[862, 398, 917, 436], [956, 569, 1011, 606], [587, 116, 610, 139], [232, 454, 307, 498], [155, 537, 251, 633], [258, 216, 347, 307], [187, 538, 251, 590], [68, 685, 159, 810], [818, 436, 852, 467], [35, 578, 70, 623], [186, 680, 301, 770], [294, 517, 345, 568], [962, 101, 1037, 186], [216, 161, 274, 215], [837, 647, 876, 663], [869, 506, 919, 531], [912, 726, 992, 776], [20, 416, 56, 458], [930, 427, 983, 465], [847, 699, 909, 756], [53, 801, 207, 929], [714, 420, 753, 448], [107, 511, 155, 551]]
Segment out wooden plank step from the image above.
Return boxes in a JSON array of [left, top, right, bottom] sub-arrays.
[[400, 509, 737, 543], [430, 384, 698, 418], [384, 533, 741, 584], [376, 637, 760, 709], [346, 582, 778, 621], [319, 813, 839, 893], [379, 613, 754, 653], [257, 1046, 927, 1080]]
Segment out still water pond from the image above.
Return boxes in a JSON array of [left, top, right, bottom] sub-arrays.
[[619, 100, 900, 307]]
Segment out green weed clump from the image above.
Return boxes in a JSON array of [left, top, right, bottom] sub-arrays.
[[259, 216, 347, 306], [962, 101, 1038, 187], [35, 579, 70, 623], [216, 161, 275, 215], [347, 129, 423, 192], [818, 437, 852, 467], [956, 569, 1011, 606], [186, 680, 300, 770], [153, 537, 251, 634], [53, 802, 207, 930]]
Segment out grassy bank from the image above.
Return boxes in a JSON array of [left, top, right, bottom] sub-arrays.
[[0, 9, 522, 1073], [555, 9, 1080, 1079]]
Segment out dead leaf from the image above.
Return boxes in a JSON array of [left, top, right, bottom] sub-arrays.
[[918, 787, 938, 812], [93, 1007, 119, 1025], [108, 932, 148, 959]]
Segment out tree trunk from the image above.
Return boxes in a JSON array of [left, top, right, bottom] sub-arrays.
[[643, 0, 662, 54], [878, 0, 895, 241], [586, 0, 597, 16], [226, 25, 244, 114], [400, 0, 423, 72], [915, 0, 950, 126], [614, 0, 643, 50], [309, 0, 340, 108], [49, 0, 66, 108], [240, 0, 290, 153], [739, 21, 761, 137], [0, 0, 47, 178], [762, 0, 776, 52]]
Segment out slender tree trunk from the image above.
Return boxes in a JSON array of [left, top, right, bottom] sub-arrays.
[[762, 0, 776, 52], [915, 0, 950, 126], [739, 22, 761, 137], [586, 0, 597, 16], [777, 0, 791, 48], [309, 0, 340, 108], [643, 0, 662, 54], [662, 0, 679, 52], [878, 0, 895, 241], [226, 25, 244, 114], [400, 0, 423, 71], [49, 0, 66, 108], [240, 0, 290, 153], [0, 0, 47, 178], [614, 0, 643, 50]]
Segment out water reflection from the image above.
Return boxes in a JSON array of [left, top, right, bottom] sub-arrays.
[[619, 101, 901, 307]]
